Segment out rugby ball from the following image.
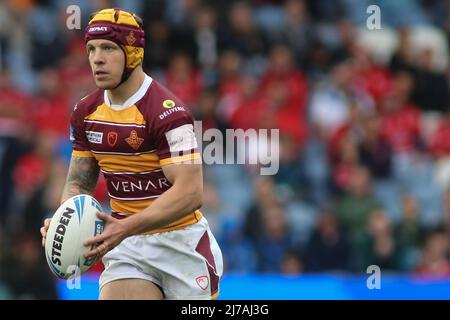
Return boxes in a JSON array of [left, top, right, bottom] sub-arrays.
[[44, 194, 105, 279]]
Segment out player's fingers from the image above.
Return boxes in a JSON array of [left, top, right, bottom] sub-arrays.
[[83, 233, 106, 247], [84, 242, 107, 259], [96, 211, 111, 222], [41, 230, 46, 247], [41, 219, 51, 247], [44, 218, 51, 228], [99, 242, 108, 256], [40, 225, 47, 237]]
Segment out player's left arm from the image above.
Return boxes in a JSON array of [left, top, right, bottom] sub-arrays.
[[128, 162, 203, 232], [83, 161, 203, 258]]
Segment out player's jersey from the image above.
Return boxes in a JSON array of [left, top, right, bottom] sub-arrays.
[[70, 74, 202, 234]]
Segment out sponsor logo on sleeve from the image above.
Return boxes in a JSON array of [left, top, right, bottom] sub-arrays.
[[163, 99, 176, 109], [165, 124, 198, 153], [158, 99, 189, 120], [86, 131, 103, 144]]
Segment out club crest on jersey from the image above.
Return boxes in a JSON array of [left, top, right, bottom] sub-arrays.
[[163, 99, 176, 109], [107, 131, 118, 147], [195, 276, 209, 290], [125, 130, 144, 150]]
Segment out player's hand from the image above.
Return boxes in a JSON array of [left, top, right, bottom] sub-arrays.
[[40, 218, 52, 247], [83, 211, 128, 259]]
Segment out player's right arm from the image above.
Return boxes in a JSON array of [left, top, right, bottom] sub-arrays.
[[40, 155, 99, 247], [60, 155, 100, 204], [41, 99, 100, 247]]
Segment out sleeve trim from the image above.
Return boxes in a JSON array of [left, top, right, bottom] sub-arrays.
[[72, 150, 94, 158], [160, 153, 201, 166]]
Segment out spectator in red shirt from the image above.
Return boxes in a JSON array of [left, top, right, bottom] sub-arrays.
[[163, 51, 204, 107], [259, 44, 308, 146], [217, 50, 242, 98], [0, 69, 28, 137], [260, 44, 308, 114], [220, 74, 266, 131], [351, 44, 394, 107], [0, 69, 30, 219], [429, 109, 450, 158], [58, 36, 95, 102], [379, 71, 423, 154], [30, 68, 71, 139]]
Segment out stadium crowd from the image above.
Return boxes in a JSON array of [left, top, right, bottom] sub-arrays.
[[1, 0, 450, 299]]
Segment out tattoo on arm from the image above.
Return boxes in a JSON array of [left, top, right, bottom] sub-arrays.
[[61, 156, 100, 203]]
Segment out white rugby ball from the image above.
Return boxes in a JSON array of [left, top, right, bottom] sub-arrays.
[[44, 194, 105, 279]]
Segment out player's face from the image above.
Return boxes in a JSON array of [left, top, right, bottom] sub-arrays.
[[87, 39, 125, 89]]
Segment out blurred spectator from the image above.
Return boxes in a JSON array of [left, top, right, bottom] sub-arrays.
[[0, 2, 13, 69], [307, 0, 346, 23], [304, 40, 336, 82], [301, 126, 331, 205], [58, 37, 95, 102], [267, 0, 315, 67], [429, 109, 450, 190], [273, 134, 302, 200], [193, 5, 219, 86], [141, 0, 165, 21], [359, 114, 393, 180], [195, 89, 225, 133], [390, 27, 415, 73], [335, 165, 382, 241], [354, 209, 400, 272], [351, 44, 393, 106], [243, 176, 278, 244], [165, 0, 201, 31], [280, 249, 304, 275], [429, 108, 450, 158], [440, 187, 450, 229], [2, 233, 57, 299], [309, 60, 374, 140], [259, 44, 308, 146], [218, 218, 258, 274], [379, 71, 423, 155], [255, 204, 294, 273], [217, 50, 243, 97], [0, 69, 30, 221], [143, 19, 172, 73], [8, 132, 57, 235], [331, 136, 360, 193], [414, 228, 450, 277], [359, 113, 400, 221], [162, 51, 204, 107], [220, 1, 268, 75], [395, 194, 425, 271], [410, 48, 449, 112], [30, 68, 71, 139], [219, 73, 265, 131], [28, 3, 65, 71], [303, 211, 350, 272]]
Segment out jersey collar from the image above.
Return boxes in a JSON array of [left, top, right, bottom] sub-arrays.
[[104, 73, 153, 110]]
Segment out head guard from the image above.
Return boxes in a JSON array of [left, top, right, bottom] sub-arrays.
[[85, 8, 145, 87]]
